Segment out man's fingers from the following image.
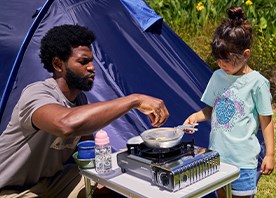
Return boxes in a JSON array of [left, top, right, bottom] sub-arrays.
[[149, 113, 164, 127]]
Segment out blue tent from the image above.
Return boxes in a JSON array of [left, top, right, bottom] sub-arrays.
[[0, 0, 213, 150]]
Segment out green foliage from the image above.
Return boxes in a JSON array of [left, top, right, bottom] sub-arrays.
[[146, 0, 276, 103], [250, 33, 276, 101], [146, 0, 276, 36]]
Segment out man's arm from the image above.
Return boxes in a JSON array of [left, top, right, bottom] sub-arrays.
[[32, 94, 169, 137]]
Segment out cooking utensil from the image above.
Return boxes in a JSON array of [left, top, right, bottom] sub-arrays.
[[140, 123, 198, 148]]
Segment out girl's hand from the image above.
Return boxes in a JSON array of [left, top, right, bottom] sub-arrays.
[[260, 155, 275, 175], [182, 106, 212, 134], [259, 115, 274, 175], [183, 113, 198, 134]]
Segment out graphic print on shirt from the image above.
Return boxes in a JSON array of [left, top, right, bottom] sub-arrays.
[[50, 136, 81, 150], [212, 89, 245, 132]]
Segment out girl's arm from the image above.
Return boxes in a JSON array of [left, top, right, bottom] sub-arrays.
[[259, 115, 275, 175], [183, 105, 213, 133]]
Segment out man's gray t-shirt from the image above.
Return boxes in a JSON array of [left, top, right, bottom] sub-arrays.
[[0, 78, 88, 189]]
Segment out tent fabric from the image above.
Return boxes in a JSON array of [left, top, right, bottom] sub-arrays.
[[0, 0, 46, 102], [0, 0, 55, 124], [120, 0, 163, 31], [0, 0, 213, 151], [0, 0, 265, 152], [1, 0, 211, 150], [0, 0, 266, 196]]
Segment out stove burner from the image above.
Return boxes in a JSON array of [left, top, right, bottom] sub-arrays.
[[127, 139, 195, 163]]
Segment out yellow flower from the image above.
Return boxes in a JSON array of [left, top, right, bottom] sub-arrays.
[[196, 2, 205, 12], [245, 0, 253, 6]]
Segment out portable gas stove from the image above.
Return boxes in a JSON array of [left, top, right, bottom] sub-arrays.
[[117, 139, 220, 192]]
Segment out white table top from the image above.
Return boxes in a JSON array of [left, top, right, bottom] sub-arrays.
[[80, 152, 240, 198]]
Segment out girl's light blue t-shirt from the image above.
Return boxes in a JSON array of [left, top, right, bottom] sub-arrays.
[[201, 69, 272, 168]]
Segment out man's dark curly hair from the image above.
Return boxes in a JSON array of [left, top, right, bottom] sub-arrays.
[[39, 24, 96, 73]]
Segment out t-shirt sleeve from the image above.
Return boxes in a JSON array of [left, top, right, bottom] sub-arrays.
[[201, 74, 216, 107], [17, 85, 60, 131], [254, 81, 273, 116]]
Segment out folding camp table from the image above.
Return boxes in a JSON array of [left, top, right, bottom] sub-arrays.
[[80, 152, 240, 198]]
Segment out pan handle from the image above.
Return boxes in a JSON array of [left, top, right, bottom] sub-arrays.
[[176, 123, 199, 132]]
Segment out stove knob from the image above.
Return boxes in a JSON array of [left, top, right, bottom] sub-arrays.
[[158, 172, 169, 186], [183, 174, 188, 182]]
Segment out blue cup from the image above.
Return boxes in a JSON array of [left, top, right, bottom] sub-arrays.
[[77, 141, 95, 159]]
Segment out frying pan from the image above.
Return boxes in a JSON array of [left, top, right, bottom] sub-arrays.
[[140, 124, 198, 148]]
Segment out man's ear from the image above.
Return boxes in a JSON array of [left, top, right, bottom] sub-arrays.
[[52, 57, 63, 72], [243, 49, 251, 60]]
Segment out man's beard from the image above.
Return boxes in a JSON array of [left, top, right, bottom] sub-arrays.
[[65, 68, 93, 91]]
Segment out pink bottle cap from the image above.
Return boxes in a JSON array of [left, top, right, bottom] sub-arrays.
[[95, 130, 110, 146]]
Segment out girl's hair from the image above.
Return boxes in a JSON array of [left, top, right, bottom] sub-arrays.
[[211, 6, 253, 60]]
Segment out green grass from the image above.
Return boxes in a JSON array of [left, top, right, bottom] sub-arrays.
[[256, 109, 276, 197]]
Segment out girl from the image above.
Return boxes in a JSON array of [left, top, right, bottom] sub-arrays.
[[184, 6, 274, 198]]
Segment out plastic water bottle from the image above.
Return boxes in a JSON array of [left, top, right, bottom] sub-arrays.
[[95, 129, 112, 174]]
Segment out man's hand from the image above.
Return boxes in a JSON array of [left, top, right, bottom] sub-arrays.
[[135, 94, 169, 127]]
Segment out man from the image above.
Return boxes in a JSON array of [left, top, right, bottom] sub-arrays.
[[0, 24, 169, 197]]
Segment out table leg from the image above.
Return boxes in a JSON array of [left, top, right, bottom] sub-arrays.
[[225, 183, 232, 198], [84, 176, 93, 198]]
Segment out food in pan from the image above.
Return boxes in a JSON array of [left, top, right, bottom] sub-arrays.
[[147, 137, 168, 141]]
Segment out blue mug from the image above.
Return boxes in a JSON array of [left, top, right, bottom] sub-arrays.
[[77, 141, 95, 159]]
